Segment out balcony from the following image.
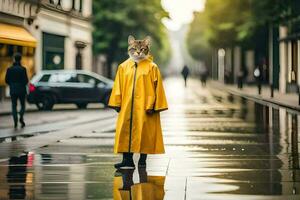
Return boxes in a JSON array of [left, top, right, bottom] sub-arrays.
[[40, 0, 91, 21]]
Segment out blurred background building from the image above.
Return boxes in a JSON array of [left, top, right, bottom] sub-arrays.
[[0, 0, 92, 99]]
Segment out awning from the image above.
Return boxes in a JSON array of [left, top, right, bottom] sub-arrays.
[[0, 23, 37, 47]]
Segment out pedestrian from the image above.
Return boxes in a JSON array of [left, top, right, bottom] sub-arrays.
[[254, 66, 262, 94], [109, 35, 168, 169], [199, 65, 208, 86], [237, 70, 244, 89], [5, 53, 29, 129], [181, 65, 190, 87]]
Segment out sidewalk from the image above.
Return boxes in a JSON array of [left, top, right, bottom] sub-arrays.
[[0, 99, 37, 115], [209, 81, 300, 111], [0, 99, 105, 115]]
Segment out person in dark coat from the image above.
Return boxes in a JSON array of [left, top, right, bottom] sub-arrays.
[[5, 53, 28, 128], [181, 65, 190, 87], [199, 65, 208, 87]]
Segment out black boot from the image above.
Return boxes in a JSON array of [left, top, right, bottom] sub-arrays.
[[13, 116, 18, 129], [114, 153, 135, 169], [120, 169, 134, 190], [20, 117, 25, 128], [138, 167, 148, 183], [138, 154, 147, 168], [14, 122, 18, 129]]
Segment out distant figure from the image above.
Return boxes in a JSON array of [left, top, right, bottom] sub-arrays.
[[237, 70, 244, 89], [181, 65, 190, 87], [254, 66, 262, 94], [199, 66, 208, 86], [5, 53, 28, 129]]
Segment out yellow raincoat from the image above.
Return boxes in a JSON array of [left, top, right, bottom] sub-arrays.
[[113, 174, 165, 200], [108, 56, 168, 154]]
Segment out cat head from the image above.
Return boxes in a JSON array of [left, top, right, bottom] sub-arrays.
[[128, 35, 151, 62]]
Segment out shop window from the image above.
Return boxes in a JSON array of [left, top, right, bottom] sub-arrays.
[[8, 45, 14, 57], [0, 44, 7, 57], [0, 43, 36, 87], [42, 32, 65, 70]]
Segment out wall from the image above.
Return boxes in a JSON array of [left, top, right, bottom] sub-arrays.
[[31, 8, 92, 71]]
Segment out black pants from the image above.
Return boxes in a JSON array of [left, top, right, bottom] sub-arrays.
[[184, 77, 188, 87], [11, 94, 26, 125]]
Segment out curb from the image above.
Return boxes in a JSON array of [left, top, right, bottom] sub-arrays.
[[210, 83, 300, 112]]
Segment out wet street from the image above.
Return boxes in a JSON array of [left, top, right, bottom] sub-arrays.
[[0, 77, 300, 199]]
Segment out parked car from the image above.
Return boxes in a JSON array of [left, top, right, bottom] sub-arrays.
[[27, 70, 113, 110]]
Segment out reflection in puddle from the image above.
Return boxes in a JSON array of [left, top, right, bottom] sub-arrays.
[[113, 168, 165, 199], [2, 153, 34, 199], [7, 155, 27, 199]]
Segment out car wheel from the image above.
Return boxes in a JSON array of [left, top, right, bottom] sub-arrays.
[[76, 103, 88, 109], [36, 94, 54, 110]]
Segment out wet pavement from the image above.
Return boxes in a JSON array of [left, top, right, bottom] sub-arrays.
[[0, 77, 300, 199]]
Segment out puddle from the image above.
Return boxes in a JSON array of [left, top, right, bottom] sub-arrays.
[[0, 130, 52, 144]]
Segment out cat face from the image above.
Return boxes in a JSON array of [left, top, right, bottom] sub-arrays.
[[128, 35, 151, 62]]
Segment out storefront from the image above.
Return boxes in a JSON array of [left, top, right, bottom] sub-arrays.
[[0, 23, 36, 99]]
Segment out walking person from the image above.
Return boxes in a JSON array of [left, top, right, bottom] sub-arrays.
[[199, 65, 208, 87], [5, 53, 28, 129], [109, 35, 168, 169], [237, 70, 244, 89], [254, 66, 262, 94], [181, 65, 190, 87]]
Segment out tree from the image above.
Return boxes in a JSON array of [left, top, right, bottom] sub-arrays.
[[186, 0, 291, 61], [186, 12, 211, 65], [93, 0, 170, 78]]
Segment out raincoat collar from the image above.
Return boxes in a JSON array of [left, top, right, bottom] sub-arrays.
[[128, 55, 153, 67]]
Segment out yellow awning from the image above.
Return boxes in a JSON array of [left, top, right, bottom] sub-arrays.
[[0, 23, 37, 47]]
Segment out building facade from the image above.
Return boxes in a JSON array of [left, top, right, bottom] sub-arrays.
[[212, 2, 300, 95], [278, 2, 300, 93], [0, 0, 92, 98]]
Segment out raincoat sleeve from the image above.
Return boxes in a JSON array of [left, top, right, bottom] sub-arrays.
[[108, 66, 122, 111], [153, 65, 168, 112]]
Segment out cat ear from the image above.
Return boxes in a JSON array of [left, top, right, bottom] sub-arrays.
[[128, 35, 135, 45], [143, 36, 151, 46]]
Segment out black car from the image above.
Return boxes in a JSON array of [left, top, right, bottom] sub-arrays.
[[27, 70, 113, 110]]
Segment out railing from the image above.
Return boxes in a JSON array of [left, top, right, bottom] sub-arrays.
[[0, 0, 40, 19], [39, 0, 90, 21]]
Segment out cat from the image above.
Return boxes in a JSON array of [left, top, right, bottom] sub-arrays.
[[128, 35, 151, 63]]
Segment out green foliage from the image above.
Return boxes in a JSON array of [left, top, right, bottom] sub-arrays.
[[186, 0, 295, 62], [203, 0, 254, 47], [92, 0, 170, 76], [186, 12, 211, 62]]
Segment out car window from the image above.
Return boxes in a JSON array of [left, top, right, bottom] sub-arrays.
[[77, 74, 99, 85], [39, 74, 51, 82], [49, 73, 78, 83]]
